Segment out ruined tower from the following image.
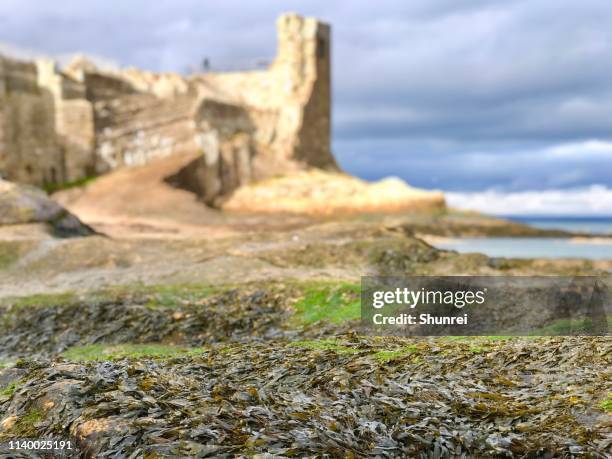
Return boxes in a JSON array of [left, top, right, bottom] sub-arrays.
[[270, 13, 335, 169]]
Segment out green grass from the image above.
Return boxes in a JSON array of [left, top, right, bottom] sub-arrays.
[[0, 283, 225, 310], [291, 282, 361, 324], [373, 345, 418, 363], [12, 409, 45, 436], [43, 175, 98, 194], [1, 381, 18, 397], [61, 343, 206, 361], [2, 292, 78, 309], [141, 284, 226, 308], [531, 316, 612, 335], [469, 346, 487, 354], [75, 282, 226, 309], [600, 393, 612, 412]]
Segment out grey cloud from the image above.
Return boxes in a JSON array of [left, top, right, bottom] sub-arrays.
[[335, 138, 612, 192]]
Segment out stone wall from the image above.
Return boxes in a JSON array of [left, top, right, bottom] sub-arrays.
[[0, 57, 64, 186], [93, 92, 198, 173], [165, 99, 255, 205], [56, 99, 96, 181], [194, 14, 337, 175], [36, 59, 97, 182], [178, 13, 337, 202], [0, 13, 336, 205]]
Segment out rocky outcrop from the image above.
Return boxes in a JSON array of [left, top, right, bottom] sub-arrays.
[[0, 179, 94, 237], [222, 170, 445, 215]]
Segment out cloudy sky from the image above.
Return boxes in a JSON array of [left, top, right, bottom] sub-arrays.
[[1, 0, 611, 215]]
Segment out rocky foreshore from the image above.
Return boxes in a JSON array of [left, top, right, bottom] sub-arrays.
[[221, 170, 445, 215], [1, 209, 610, 457], [1, 336, 610, 458]]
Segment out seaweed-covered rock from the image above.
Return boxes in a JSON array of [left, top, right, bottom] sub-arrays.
[[0, 338, 610, 457], [0, 179, 94, 237], [0, 290, 291, 359]]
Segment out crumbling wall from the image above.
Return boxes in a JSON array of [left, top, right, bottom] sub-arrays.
[[194, 13, 337, 177], [1, 13, 336, 204], [88, 13, 336, 203], [82, 72, 136, 101], [121, 69, 189, 99]]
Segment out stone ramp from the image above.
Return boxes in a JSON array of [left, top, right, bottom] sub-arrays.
[[52, 153, 225, 234]]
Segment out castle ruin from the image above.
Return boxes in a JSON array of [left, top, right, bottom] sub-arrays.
[[0, 13, 337, 205]]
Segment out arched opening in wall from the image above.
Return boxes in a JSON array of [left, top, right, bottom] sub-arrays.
[[164, 154, 209, 203], [50, 167, 57, 183], [25, 165, 33, 176]]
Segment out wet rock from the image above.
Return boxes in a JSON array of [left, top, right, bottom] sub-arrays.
[[0, 179, 94, 237]]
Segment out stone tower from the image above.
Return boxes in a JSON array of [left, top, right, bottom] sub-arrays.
[[271, 14, 335, 169]]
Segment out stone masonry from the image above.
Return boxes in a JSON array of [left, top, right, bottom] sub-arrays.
[[0, 13, 337, 205]]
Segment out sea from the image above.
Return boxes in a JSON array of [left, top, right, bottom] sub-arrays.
[[433, 216, 612, 260], [508, 216, 612, 235]]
